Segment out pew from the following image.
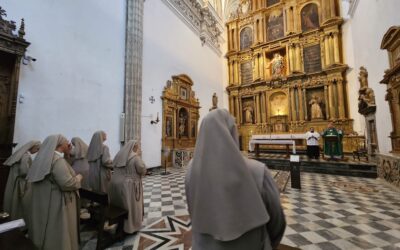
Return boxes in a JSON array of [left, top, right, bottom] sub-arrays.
[[79, 188, 128, 250]]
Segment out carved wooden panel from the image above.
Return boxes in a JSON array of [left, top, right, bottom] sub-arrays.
[[301, 3, 320, 32], [267, 10, 284, 41], [303, 44, 322, 73], [240, 61, 253, 84], [240, 27, 253, 50]]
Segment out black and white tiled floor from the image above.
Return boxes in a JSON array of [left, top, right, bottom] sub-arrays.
[[83, 166, 400, 250]]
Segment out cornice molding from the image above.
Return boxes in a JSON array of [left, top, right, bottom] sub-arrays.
[[161, 0, 223, 56]]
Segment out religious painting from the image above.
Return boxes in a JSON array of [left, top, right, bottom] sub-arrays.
[[180, 87, 187, 100], [301, 3, 320, 32], [177, 108, 189, 137], [240, 61, 253, 84], [303, 45, 322, 73], [242, 97, 255, 124], [306, 88, 325, 121], [269, 92, 288, 116], [240, 27, 253, 50], [165, 116, 173, 137], [267, 10, 284, 41]]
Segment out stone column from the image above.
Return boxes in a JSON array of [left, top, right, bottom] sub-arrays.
[[321, 0, 328, 21], [337, 79, 345, 119], [324, 85, 330, 119], [258, 54, 264, 79], [333, 32, 340, 64], [298, 86, 304, 121], [295, 44, 301, 72], [289, 7, 294, 33], [261, 92, 266, 123], [290, 88, 296, 121], [330, 0, 336, 18], [124, 0, 144, 142], [289, 44, 295, 73], [234, 60, 239, 84], [254, 55, 259, 80], [303, 88, 308, 120], [255, 94, 260, 123], [329, 35, 334, 65], [328, 83, 336, 119], [324, 36, 331, 66], [229, 96, 234, 115], [235, 96, 240, 124]]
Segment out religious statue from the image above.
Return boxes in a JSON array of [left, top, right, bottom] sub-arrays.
[[358, 66, 376, 115], [178, 113, 186, 136], [209, 93, 218, 111], [239, 0, 251, 15], [267, 53, 285, 78], [309, 96, 323, 120], [322, 123, 343, 160], [243, 105, 254, 123]]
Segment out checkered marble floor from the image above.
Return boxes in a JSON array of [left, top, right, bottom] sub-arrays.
[[83, 166, 400, 250]]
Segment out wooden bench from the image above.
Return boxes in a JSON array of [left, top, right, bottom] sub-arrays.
[[79, 188, 128, 250]]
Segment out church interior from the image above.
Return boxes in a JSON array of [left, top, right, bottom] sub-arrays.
[[0, 0, 400, 249]]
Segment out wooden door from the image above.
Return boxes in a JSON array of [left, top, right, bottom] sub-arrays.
[[0, 51, 17, 209]]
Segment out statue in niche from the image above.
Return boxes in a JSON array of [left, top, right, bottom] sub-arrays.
[[178, 113, 186, 137], [239, 0, 250, 14], [243, 105, 254, 123], [267, 53, 285, 78], [209, 93, 218, 111], [358, 66, 376, 115], [309, 96, 323, 120]]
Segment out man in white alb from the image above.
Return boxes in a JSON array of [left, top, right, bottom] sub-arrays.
[[306, 127, 320, 159]]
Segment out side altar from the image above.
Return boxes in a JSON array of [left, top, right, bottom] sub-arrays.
[[225, 0, 359, 153], [161, 75, 200, 168]]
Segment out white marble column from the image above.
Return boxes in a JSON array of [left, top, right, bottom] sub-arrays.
[[124, 0, 144, 142]]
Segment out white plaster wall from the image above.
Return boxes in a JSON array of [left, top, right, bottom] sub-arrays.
[[2, 0, 126, 156], [341, 0, 400, 153], [142, 0, 225, 167]]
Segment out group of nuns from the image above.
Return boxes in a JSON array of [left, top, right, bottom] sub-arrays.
[[3, 109, 286, 250], [3, 131, 146, 250]]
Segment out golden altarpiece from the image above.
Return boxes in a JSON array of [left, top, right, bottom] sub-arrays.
[[226, 0, 358, 152], [161, 75, 200, 168], [377, 26, 400, 189]]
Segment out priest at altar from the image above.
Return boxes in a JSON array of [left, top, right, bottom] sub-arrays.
[[322, 123, 343, 160]]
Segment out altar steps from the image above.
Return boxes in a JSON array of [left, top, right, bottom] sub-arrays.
[[250, 152, 377, 178]]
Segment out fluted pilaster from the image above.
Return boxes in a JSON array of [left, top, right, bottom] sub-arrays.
[[124, 0, 144, 142]]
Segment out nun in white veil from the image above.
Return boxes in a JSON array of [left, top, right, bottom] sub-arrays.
[[87, 131, 113, 192], [27, 134, 82, 250], [3, 140, 41, 220], [108, 140, 147, 233], [185, 109, 286, 250]]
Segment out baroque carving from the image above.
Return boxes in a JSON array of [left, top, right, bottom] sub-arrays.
[[162, 0, 223, 54], [225, 0, 353, 151], [357, 66, 376, 116], [381, 26, 400, 153]]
